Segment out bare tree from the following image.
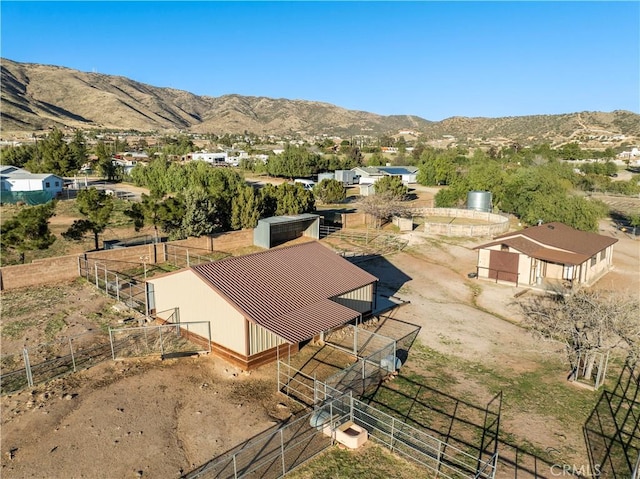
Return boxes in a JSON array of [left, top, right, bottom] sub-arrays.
[[358, 192, 410, 228], [517, 287, 640, 382]]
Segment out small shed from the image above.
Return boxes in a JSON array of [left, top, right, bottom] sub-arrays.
[[253, 214, 320, 249]]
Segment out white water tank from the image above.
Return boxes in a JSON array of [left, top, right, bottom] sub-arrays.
[[467, 191, 492, 212]]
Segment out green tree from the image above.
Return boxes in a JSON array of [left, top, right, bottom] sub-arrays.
[[25, 128, 75, 175], [231, 184, 262, 230], [374, 176, 408, 200], [0, 144, 36, 167], [417, 152, 457, 186], [266, 145, 320, 178], [124, 189, 167, 240], [94, 140, 122, 181], [501, 164, 604, 230], [62, 188, 114, 250], [367, 151, 386, 167], [69, 130, 88, 171], [1, 202, 57, 264], [559, 142, 584, 161], [156, 196, 186, 239], [273, 183, 315, 216], [181, 188, 225, 237], [257, 184, 277, 218], [314, 179, 346, 204], [344, 146, 364, 166]]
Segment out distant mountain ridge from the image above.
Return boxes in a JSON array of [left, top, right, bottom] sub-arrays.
[[1, 58, 639, 143]]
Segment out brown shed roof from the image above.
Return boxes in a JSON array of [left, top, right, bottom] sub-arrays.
[[475, 222, 618, 265], [192, 241, 378, 343]]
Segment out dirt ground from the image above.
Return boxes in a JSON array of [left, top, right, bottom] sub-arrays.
[[0, 351, 300, 478], [1, 214, 638, 478]]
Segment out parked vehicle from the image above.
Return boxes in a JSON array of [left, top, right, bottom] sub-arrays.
[[294, 178, 316, 190]]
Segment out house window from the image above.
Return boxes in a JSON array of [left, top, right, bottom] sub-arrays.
[[600, 250, 606, 261], [55, 181, 60, 187], [45, 182, 50, 187], [590, 256, 597, 267]]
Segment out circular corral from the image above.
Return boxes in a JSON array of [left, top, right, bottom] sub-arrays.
[[413, 207, 510, 237]]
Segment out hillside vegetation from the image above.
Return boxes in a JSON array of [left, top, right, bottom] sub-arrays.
[[2, 58, 638, 142]]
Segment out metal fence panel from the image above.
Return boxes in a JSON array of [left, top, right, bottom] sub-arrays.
[[183, 399, 341, 479], [351, 398, 497, 479], [110, 322, 211, 359]]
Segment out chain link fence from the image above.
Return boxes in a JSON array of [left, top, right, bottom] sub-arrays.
[[323, 340, 396, 398], [324, 323, 395, 357]]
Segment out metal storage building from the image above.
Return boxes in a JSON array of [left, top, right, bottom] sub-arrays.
[[253, 214, 320, 249], [148, 241, 378, 369]]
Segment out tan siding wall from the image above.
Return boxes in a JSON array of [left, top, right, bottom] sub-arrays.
[[334, 284, 373, 314], [585, 246, 613, 283], [248, 322, 285, 355], [476, 249, 491, 278], [545, 262, 564, 280], [517, 254, 531, 285], [149, 271, 247, 356]]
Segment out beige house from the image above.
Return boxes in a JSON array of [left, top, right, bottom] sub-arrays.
[[474, 222, 618, 287], [148, 241, 378, 369]]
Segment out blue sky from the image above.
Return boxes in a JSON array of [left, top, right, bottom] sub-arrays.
[[1, 1, 638, 121]]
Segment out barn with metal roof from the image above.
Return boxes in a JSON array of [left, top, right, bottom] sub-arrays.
[[147, 241, 378, 369]]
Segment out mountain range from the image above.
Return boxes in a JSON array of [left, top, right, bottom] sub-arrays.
[[2, 58, 639, 144]]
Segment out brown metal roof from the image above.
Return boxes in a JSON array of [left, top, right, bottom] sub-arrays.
[[262, 299, 363, 343], [475, 222, 617, 265], [493, 222, 617, 256], [478, 237, 589, 265], [192, 241, 378, 343]]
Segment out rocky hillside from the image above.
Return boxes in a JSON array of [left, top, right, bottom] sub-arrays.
[[2, 58, 638, 142]]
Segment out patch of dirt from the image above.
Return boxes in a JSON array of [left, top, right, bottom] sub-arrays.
[[1, 216, 637, 478], [0, 281, 124, 354], [356, 220, 638, 468], [1, 357, 300, 478]]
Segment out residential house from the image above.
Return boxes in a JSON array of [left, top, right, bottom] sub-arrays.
[[0, 165, 64, 203], [473, 222, 618, 287], [351, 166, 418, 185]]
